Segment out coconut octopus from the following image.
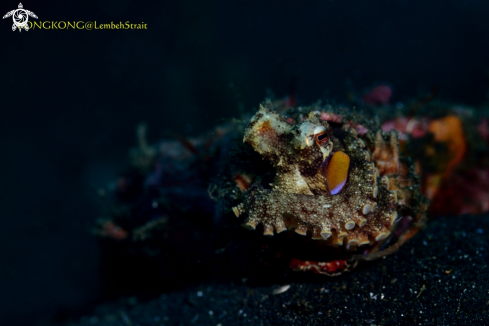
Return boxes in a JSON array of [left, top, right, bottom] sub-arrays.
[[223, 103, 429, 275]]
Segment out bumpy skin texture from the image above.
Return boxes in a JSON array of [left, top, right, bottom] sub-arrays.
[[232, 105, 427, 253]]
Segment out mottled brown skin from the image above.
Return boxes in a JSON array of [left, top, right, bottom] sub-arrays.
[[242, 106, 333, 196], [233, 105, 419, 251]]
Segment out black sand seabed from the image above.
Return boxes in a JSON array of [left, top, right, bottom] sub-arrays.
[[69, 214, 489, 326]]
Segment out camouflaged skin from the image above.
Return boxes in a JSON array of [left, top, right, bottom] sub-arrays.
[[232, 105, 423, 251]]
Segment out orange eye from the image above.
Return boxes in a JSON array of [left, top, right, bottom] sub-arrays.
[[315, 131, 329, 145]]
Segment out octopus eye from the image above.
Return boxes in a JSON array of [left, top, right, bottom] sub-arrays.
[[315, 131, 329, 145]]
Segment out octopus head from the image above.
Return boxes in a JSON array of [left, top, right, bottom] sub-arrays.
[[290, 112, 333, 162]]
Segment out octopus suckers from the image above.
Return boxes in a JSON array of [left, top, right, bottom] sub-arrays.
[[263, 225, 274, 236], [242, 220, 258, 230], [295, 225, 308, 236], [389, 211, 398, 225], [331, 234, 344, 246], [373, 186, 379, 198], [358, 234, 370, 246], [275, 221, 287, 233], [346, 238, 360, 250], [232, 204, 244, 217], [356, 216, 367, 227], [371, 172, 377, 184], [320, 228, 332, 240], [311, 233, 324, 240], [336, 230, 348, 239], [362, 204, 372, 215], [375, 232, 389, 241], [347, 237, 360, 246], [345, 220, 356, 230], [371, 202, 378, 212]]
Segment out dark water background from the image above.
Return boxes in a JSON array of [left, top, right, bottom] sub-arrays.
[[1, 0, 488, 324]]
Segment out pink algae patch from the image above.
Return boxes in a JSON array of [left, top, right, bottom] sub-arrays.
[[319, 112, 343, 123], [362, 84, 393, 105], [382, 117, 429, 140], [478, 118, 489, 142]]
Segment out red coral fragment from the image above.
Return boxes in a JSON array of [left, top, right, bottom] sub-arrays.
[[289, 258, 347, 275], [100, 221, 128, 240]]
